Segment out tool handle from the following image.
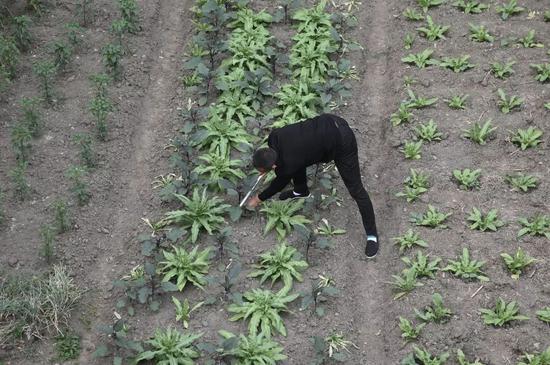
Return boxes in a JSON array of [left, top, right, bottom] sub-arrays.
[[239, 174, 266, 208]]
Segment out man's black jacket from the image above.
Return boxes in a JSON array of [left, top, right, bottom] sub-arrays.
[[258, 114, 343, 201]]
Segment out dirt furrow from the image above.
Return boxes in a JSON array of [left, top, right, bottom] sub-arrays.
[[79, 0, 190, 361], [340, 0, 399, 362]]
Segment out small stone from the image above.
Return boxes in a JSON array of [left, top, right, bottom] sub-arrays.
[[8, 258, 18, 267]]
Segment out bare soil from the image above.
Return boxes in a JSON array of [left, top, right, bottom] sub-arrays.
[[1, 0, 548, 364]]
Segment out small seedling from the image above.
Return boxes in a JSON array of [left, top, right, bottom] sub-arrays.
[[401, 140, 422, 160], [403, 76, 417, 88], [404, 33, 415, 50], [469, 24, 494, 42], [511, 127, 543, 150], [73, 133, 96, 168], [13, 15, 33, 51], [501, 247, 535, 279], [456, 349, 487, 365], [40, 224, 56, 264], [467, 207, 504, 231], [52, 199, 72, 233], [399, 317, 425, 343], [437, 55, 475, 73], [89, 73, 111, 97], [172, 297, 203, 328], [0, 35, 20, 79], [11, 122, 32, 161], [480, 298, 529, 326], [517, 214, 550, 239], [51, 41, 73, 70], [228, 288, 298, 337], [316, 219, 346, 237], [530, 63, 550, 83], [545, 10, 550, 22], [491, 61, 515, 79], [396, 168, 430, 202], [160, 189, 229, 243], [89, 95, 114, 141], [26, 0, 47, 16], [135, 328, 201, 364], [64, 22, 83, 46], [110, 19, 128, 47], [402, 251, 441, 279], [403, 8, 424, 21], [9, 162, 31, 200], [396, 185, 427, 203], [517, 347, 550, 365], [411, 205, 452, 229], [218, 260, 242, 298], [496, 0, 524, 20], [536, 307, 550, 324], [390, 104, 414, 126], [402, 346, 449, 365], [193, 149, 245, 191], [0, 188, 4, 227], [444, 248, 489, 282], [320, 187, 343, 210], [101, 43, 123, 79], [324, 332, 357, 359], [517, 30, 543, 48], [505, 173, 538, 192], [417, 15, 450, 41], [446, 94, 468, 109], [404, 89, 438, 109], [404, 168, 430, 190], [462, 120, 496, 145], [118, 0, 141, 34], [54, 332, 81, 361], [414, 119, 443, 142], [66, 165, 91, 206], [391, 269, 423, 300], [21, 97, 42, 137], [453, 168, 481, 190], [261, 199, 311, 242], [76, 0, 94, 26], [393, 229, 428, 253], [248, 242, 308, 294], [300, 274, 339, 317], [33, 59, 57, 104], [158, 246, 211, 291], [218, 331, 287, 364], [453, 1, 489, 13], [417, 0, 446, 12], [545, 102, 550, 110], [415, 293, 452, 323]]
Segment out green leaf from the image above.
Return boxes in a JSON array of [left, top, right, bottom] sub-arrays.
[[92, 344, 110, 358]]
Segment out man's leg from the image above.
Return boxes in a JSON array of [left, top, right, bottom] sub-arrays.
[[279, 168, 310, 200], [292, 168, 308, 195], [333, 126, 378, 258], [335, 151, 378, 237]]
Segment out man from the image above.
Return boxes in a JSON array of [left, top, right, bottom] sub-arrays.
[[247, 113, 379, 258]]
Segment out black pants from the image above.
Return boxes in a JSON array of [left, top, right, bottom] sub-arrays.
[[290, 118, 378, 237]]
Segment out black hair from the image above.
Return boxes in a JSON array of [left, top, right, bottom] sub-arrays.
[[253, 147, 277, 170]]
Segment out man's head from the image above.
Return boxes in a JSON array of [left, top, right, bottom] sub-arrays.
[[253, 147, 277, 173]]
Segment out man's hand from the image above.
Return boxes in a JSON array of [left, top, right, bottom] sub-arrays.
[[246, 194, 262, 209]]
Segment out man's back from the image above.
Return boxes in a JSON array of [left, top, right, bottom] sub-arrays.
[[268, 114, 341, 176]]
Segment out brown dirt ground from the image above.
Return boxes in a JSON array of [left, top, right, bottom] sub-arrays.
[[1, 0, 549, 364]]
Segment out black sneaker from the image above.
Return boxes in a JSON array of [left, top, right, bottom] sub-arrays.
[[365, 237, 379, 258], [279, 190, 311, 201]]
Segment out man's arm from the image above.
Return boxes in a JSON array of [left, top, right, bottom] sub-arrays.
[[258, 174, 291, 201]]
